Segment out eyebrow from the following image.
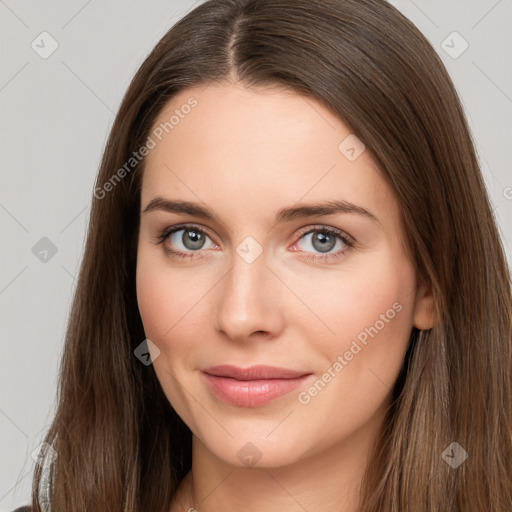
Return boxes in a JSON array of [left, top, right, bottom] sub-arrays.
[[142, 197, 380, 225]]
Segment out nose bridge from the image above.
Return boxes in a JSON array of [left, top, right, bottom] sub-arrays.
[[214, 236, 282, 339]]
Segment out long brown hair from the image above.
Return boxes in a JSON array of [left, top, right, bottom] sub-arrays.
[[29, 0, 512, 510]]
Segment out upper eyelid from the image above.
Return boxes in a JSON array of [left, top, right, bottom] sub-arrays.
[[168, 223, 216, 240]]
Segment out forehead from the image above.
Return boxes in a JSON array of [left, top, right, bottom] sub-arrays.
[[140, 82, 395, 225]]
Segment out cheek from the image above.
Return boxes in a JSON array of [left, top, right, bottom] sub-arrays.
[[298, 253, 415, 347], [136, 249, 202, 343], [135, 249, 217, 396], [135, 251, 203, 417], [292, 259, 416, 446], [136, 263, 174, 342], [305, 251, 417, 394]]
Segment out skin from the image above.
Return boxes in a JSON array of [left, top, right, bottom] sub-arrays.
[[136, 82, 435, 512]]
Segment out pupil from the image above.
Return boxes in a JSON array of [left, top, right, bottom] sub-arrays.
[[184, 230, 204, 249], [313, 232, 335, 253]]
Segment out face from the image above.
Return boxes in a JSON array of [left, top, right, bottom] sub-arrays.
[[136, 82, 434, 468]]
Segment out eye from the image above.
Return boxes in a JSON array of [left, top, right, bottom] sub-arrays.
[[154, 223, 216, 259], [291, 225, 354, 262], [153, 223, 355, 262]]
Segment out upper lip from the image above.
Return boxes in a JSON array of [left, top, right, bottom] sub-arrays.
[[202, 364, 312, 380]]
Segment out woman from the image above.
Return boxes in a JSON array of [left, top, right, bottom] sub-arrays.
[[18, 0, 512, 511]]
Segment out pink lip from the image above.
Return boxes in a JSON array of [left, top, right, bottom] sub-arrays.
[[201, 365, 313, 407]]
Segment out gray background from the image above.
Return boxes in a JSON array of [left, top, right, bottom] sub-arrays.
[[1, 0, 510, 509]]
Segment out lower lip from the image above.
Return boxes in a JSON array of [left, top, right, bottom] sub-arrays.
[[202, 372, 313, 407]]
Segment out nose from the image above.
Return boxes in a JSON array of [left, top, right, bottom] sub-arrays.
[[213, 244, 285, 343]]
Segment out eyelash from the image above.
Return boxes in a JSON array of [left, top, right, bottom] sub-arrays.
[[153, 223, 355, 262]]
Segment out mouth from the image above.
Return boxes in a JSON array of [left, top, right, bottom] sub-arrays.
[[201, 364, 314, 407]]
